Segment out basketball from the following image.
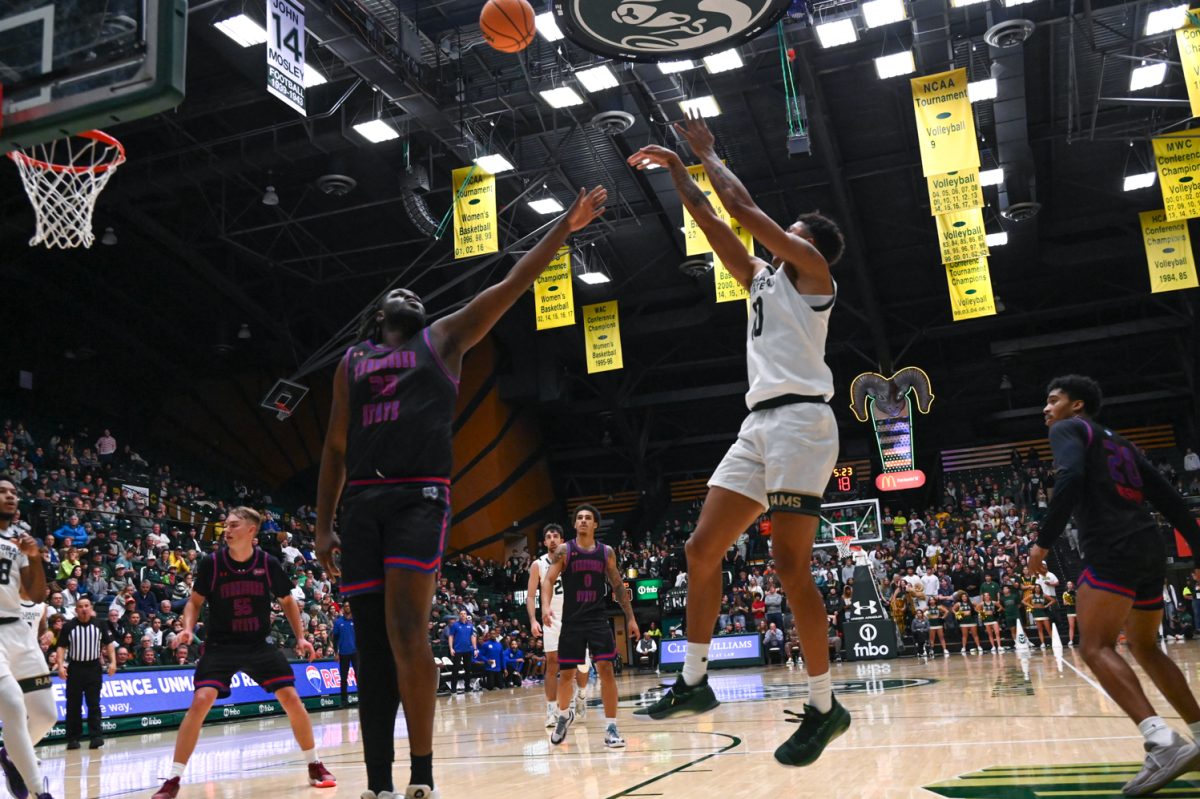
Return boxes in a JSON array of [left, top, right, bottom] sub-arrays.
[[480, 0, 536, 54]]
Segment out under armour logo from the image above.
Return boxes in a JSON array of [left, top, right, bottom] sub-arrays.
[[369, 374, 400, 399], [852, 601, 878, 616], [423, 486, 440, 501]]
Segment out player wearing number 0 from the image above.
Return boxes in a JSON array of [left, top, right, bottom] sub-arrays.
[[315, 187, 608, 799], [150, 507, 335, 799], [0, 480, 58, 799], [627, 114, 850, 767], [1028, 375, 1200, 797], [527, 523, 588, 729]]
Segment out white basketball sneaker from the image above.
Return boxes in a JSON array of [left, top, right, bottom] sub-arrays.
[[360, 792, 394, 799], [404, 787, 440, 799], [574, 687, 587, 720], [604, 723, 626, 749], [546, 704, 558, 728], [1123, 733, 1200, 796]]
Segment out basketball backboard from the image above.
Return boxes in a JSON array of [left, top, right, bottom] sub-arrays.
[[0, 0, 187, 152], [816, 498, 883, 549]]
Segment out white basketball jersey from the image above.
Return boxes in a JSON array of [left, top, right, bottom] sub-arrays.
[[20, 600, 44, 629], [745, 266, 835, 408], [0, 527, 30, 621], [534, 554, 564, 615]]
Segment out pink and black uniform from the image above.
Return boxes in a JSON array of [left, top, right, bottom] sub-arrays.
[[1038, 417, 1200, 609], [190, 547, 295, 698], [338, 329, 457, 596], [557, 540, 617, 666]]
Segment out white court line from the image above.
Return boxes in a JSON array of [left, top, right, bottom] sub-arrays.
[[1055, 654, 1114, 701]]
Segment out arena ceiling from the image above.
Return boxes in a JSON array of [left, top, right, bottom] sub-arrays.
[[3, 0, 1199, 495]]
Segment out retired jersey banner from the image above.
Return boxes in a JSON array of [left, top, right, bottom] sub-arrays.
[[452, 166, 498, 259], [945, 257, 996, 321], [534, 247, 575, 330], [683, 164, 730, 255], [583, 301, 623, 373], [1153, 133, 1200, 220], [1178, 26, 1200, 118], [1139, 210, 1200, 293], [927, 170, 983, 216], [911, 68, 979, 177], [713, 219, 752, 303], [935, 207, 988, 264]]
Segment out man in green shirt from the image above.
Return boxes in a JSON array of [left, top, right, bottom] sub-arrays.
[[980, 576, 1001, 603]]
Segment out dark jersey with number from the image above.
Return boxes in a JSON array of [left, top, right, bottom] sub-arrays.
[[343, 330, 458, 483], [193, 548, 292, 646], [1038, 417, 1200, 557], [561, 540, 610, 625]]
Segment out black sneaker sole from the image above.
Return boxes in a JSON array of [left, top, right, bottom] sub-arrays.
[[774, 705, 852, 767], [633, 690, 721, 721]]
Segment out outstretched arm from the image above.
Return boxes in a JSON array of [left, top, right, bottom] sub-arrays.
[[432, 187, 607, 363], [628, 145, 766, 290], [605, 546, 639, 639], [674, 114, 832, 292]]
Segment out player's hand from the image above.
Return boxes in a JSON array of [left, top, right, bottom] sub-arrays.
[[1026, 545, 1049, 576], [627, 620, 641, 640], [57, 666, 66, 681], [530, 619, 543, 638], [563, 186, 608, 232], [673, 111, 716, 156], [627, 145, 683, 172], [315, 528, 341, 580], [541, 608, 554, 628], [15, 533, 39, 557], [107, 663, 116, 677], [176, 630, 193, 647], [296, 638, 317, 662]]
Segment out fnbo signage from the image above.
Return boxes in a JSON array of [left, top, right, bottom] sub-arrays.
[[552, 0, 792, 62], [634, 579, 662, 602]]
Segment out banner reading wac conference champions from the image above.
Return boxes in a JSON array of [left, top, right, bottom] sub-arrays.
[[583, 301, 623, 373], [452, 166, 498, 259], [911, 68, 979, 177], [1139, 210, 1200, 293], [534, 247, 575, 329]]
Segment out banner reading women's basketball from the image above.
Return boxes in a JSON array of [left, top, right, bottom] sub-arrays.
[[1138, 210, 1200, 293], [944, 256, 996, 321], [583, 301, 623, 373], [683, 164, 729, 255], [934, 207, 988, 264], [926, 170, 983, 216], [911, 68, 979, 177], [713, 220, 752, 302], [534, 247, 575, 329], [1152, 132, 1200, 220], [1177, 25, 1200, 118], [452, 166, 498, 259]]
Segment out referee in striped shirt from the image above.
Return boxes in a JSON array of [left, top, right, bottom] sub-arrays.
[[56, 597, 116, 750]]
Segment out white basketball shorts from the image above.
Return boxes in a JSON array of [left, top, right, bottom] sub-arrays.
[[0, 619, 50, 684]]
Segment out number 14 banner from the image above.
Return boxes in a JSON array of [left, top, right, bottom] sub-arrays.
[[267, 0, 306, 116]]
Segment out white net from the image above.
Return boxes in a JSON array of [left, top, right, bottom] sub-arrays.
[[7, 131, 125, 249], [835, 536, 869, 566]]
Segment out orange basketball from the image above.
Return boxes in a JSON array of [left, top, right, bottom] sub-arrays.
[[480, 0, 536, 54]]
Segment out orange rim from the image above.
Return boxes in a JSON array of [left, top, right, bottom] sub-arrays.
[[6, 129, 126, 175]]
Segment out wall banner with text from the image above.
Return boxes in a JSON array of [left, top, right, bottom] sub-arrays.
[[935, 207, 988, 264], [1139, 210, 1200, 293], [1177, 25, 1200, 119], [682, 164, 730, 255], [713, 219, 753, 302], [944, 256, 996, 321], [534, 247, 575, 329], [453, 166, 498, 259], [583, 301, 623, 373], [927, 170, 983, 216], [911, 68, 980, 177], [1153, 132, 1200, 221]]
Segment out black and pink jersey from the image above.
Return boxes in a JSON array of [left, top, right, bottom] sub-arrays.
[[561, 539, 610, 625], [343, 329, 458, 485], [193, 548, 292, 646]]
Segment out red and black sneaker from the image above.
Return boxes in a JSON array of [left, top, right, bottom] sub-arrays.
[[151, 777, 180, 799], [307, 761, 336, 788]]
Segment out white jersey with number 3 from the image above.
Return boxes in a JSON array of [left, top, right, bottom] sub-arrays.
[[0, 527, 30, 621], [534, 553, 564, 617], [745, 266, 835, 409]]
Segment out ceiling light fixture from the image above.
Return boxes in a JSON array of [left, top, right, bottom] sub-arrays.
[[214, 14, 267, 47], [815, 18, 858, 49], [100, 227, 117, 246], [1003, 0, 1036, 6], [979, 167, 1005, 186], [528, 198, 564, 215], [261, 185, 280, 206], [703, 49, 744, 73], [968, 78, 998, 102], [874, 50, 916, 79], [986, 231, 1009, 247], [535, 12, 564, 41], [353, 119, 400, 143], [862, 0, 907, 28], [658, 59, 697, 74], [1123, 171, 1157, 191], [1145, 4, 1190, 36], [578, 271, 611, 285], [474, 154, 515, 174], [949, 0, 988, 6], [1130, 62, 1168, 91], [576, 65, 619, 92], [679, 96, 721, 118], [238, 324, 252, 340], [303, 64, 327, 88], [539, 86, 585, 108]]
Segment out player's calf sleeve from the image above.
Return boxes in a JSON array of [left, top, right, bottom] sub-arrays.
[[0, 676, 44, 790], [350, 593, 400, 793]]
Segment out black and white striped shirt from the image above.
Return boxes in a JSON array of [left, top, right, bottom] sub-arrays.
[[59, 618, 114, 663]]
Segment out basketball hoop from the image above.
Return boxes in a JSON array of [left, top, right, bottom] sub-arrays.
[[7, 130, 126, 249], [835, 535, 868, 565]]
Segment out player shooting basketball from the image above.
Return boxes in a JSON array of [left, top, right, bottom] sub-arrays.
[[627, 113, 850, 767]]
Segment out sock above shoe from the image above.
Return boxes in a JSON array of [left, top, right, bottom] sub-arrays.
[[1139, 716, 1175, 749]]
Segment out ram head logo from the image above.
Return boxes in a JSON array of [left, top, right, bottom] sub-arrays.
[[603, 1, 754, 51], [849, 367, 935, 423]]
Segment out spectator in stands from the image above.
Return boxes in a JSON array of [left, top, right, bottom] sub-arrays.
[[57, 547, 81, 582], [479, 631, 504, 691], [134, 580, 158, 617], [95, 430, 117, 466], [62, 578, 81, 618], [635, 634, 658, 671], [1184, 448, 1200, 473], [54, 513, 88, 548], [502, 639, 525, 687], [86, 566, 110, 604], [764, 623, 785, 664], [115, 647, 132, 670], [138, 647, 158, 667]]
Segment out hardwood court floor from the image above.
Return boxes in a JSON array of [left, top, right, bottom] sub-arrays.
[[41, 643, 1200, 799]]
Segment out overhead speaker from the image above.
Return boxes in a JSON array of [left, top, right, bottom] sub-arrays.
[[316, 173, 357, 196], [679, 258, 712, 277], [400, 189, 440, 238], [1000, 201, 1040, 222], [591, 110, 634, 136], [985, 19, 1035, 49]]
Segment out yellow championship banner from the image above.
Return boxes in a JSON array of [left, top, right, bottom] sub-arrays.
[[911, 68, 980, 177], [683, 164, 730, 255], [583, 301, 623, 373], [927, 170, 983, 216], [944, 256, 996, 321], [1153, 132, 1200, 220], [534, 247, 575, 329], [935, 207, 988, 264], [1178, 26, 1200, 118], [1139, 210, 1200, 293], [452, 166, 498, 259], [713, 219, 752, 302]]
